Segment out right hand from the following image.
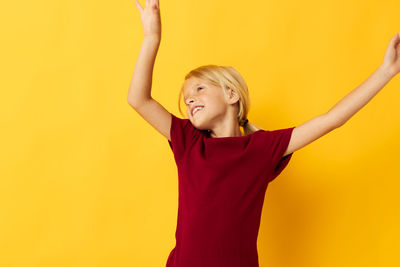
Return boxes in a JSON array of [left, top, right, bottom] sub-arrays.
[[135, 0, 161, 39]]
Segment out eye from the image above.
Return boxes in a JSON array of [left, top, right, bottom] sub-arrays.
[[184, 87, 203, 105]]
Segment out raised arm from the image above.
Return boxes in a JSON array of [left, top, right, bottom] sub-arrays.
[[283, 33, 400, 157], [128, 0, 172, 141], [128, 0, 161, 105]]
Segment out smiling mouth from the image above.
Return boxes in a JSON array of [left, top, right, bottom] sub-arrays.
[[192, 106, 204, 116]]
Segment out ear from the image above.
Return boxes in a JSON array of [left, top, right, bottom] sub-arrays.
[[226, 87, 240, 104]]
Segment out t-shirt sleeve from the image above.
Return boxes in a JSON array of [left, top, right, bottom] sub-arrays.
[[265, 126, 296, 183], [168, 112, 199, 162]]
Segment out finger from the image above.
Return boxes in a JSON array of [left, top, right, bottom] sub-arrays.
[[135, 0, 143, 13], [387, 34, 398, 50], [395, 33, 400, 45], [391, 33, 399, 44], [150, 0, 159, 9]]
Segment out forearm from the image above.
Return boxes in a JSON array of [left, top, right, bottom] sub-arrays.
[[327, 65, 394, 127], [127, 35, 161, 106]]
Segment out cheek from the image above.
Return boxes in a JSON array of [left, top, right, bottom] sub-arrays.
[[207, 97, 227, 113]]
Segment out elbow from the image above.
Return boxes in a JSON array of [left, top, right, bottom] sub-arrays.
[[127, 93, 139, 107], [127, 95, 152, 108], [127, 98, 140, 108], [335, 120, 345, 128], [127, 97, 135, 107], [325, 112, 344, 129], [127, 97, 135, 106]]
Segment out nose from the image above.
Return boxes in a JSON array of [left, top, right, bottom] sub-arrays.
[[186, 99, 198, 109], [186, 97, 195, 105]]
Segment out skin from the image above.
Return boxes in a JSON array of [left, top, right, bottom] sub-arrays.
[[135, 0, 161, 40], [133, 0, 400, 157], [183, 77, 244, 138]]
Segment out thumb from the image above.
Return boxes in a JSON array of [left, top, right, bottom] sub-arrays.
[[391, 33, 400, 45], [386, 33, 399, 52], [393, 33, 400, 50]]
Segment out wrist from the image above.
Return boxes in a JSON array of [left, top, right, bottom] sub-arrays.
[[378, 64, 395, 80]]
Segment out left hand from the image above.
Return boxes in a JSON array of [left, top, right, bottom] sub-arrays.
[[381, 33, 400, 77]]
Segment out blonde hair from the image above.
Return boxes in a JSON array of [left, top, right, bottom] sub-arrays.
[[178, 64, 261, 136]]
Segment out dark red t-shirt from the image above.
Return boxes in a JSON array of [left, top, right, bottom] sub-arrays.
[[166, 113, 295, 267]]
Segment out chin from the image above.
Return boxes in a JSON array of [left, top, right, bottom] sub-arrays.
[[190, 119, 208, 131]]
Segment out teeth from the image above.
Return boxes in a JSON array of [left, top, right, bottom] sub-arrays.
[[193, 106, 203, 116]]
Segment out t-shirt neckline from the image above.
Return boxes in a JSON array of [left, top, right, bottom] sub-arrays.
[[204, 129, 264, 141]]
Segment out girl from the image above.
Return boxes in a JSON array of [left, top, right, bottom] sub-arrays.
[[129, 0, 400, 266]]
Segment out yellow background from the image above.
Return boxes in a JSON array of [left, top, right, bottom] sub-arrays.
[[1, 0, 399, 266]]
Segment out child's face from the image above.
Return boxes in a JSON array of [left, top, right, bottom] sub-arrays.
[[183, 77, 238, 130]]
